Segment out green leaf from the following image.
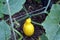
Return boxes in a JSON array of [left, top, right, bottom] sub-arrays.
[[54, 28, 60, 40], [41, 34, 48, 40], [0, 11, 4, 18], [42, 4, 60, 40], [0, 13, 4, 18], [0, 0, 26, 15], [0, 20, 11, 40]]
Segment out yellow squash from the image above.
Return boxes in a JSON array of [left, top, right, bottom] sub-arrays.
[[23, 18, 34, 36]]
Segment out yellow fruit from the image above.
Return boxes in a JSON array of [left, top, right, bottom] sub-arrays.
[[23, 18, 34, 36]]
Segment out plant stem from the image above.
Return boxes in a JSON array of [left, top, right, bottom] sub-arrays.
[[5, 7, 46, 22], [17, 15, 28, 21], [29, 7, 46, 14], [31, 11, 47, 16], [45, 0, 51, 11], [13, 28, 23, 40], [32, 21, 41, 26], [6, 0, 16, 40], [23, 6, 31, 18]]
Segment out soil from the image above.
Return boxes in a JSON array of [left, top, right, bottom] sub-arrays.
[[3, 0, 59, 40]]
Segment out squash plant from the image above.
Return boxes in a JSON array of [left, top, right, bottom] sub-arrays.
[[0, 0, 60, 40]]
